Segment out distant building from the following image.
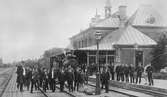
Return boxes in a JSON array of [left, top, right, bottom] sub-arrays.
[[0, 58, 3, 66], [70, 0, 167, 66]]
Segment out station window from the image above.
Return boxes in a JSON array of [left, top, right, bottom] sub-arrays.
[[107, 56, 115, 65], [89, 56, 96, 64]]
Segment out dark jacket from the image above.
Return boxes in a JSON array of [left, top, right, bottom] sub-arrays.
[[103, 71, 110, 83], [129, 66, 135, 75], [146, 66, 153, 73], [58, 71, 66, 83], [124, 66, 129, 75], [136, 66, 144, 74]]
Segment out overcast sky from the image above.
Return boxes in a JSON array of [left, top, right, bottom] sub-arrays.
[[0, 0, 167, 63]]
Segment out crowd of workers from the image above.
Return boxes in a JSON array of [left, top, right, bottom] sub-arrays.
[[107, 62, 154, 86], [16, 61, 154, 94], [16, 65, 88, 93]]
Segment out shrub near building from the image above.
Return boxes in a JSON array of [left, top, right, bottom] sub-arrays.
[[151, 33, 167, 72]]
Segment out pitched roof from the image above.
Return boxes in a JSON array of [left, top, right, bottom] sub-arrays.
[[92, 17, 120, 28], [100, 26, 157, 46], [129, 5, 167, 27]]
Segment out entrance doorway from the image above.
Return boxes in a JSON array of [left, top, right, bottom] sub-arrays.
[[135, 50, 143, 66]]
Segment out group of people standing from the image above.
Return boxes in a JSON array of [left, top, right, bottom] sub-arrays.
[[16, 61, 154, 94], [107, 63, 154, 86], [16, 65, 88, 93]]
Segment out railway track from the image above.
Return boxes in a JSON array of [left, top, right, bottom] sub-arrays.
[[89, 77, 167, 97], [123, 85, 167, 97], [55, 85, 77, 97], [87, 83, 137, 97], [37, 82, 77, 97], [0, 68, 15, 97], [0, 68, 75, 97], [0, 67, 77, 97], [1, 68, 46, 97], [37, 84, 77, 97]]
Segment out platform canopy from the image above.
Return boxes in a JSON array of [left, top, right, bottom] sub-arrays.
[[78, 43, 114, 51]]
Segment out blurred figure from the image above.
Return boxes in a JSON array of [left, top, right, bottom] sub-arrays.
[[43, 69, 49, 92], [101, 68, 105, 89], [84, 69, 88, 84], [16, 65, 24, 92], [109, 63, 115, 80], [129, 64, 135, 83], [50, 68, 56, 92], [115, 64, 121, 81], [79, 70, 85, 90], [143, 64, 149, 85], [23, 66, 26, 87], [30, 68, 38, 93], [38, 68, 44, 87], [103, 68, 110, 93], [25, 67, 32, 91], [146, 63, 154, 86], [135, 63, 144, 84], [58, 69, 66, 92], [74, 68, 80, 91], [66, 67, 74, 92], [30, 68, 35, 93], [120, 64, 124, 82], [124, 64, 129, 83]]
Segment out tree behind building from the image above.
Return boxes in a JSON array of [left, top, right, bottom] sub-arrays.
[[151, 33, 167, 72]]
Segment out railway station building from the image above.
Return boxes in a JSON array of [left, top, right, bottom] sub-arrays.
[[69, 0, 167, 66]]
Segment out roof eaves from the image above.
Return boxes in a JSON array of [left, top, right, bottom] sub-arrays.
[[69, 27, 93, 40]]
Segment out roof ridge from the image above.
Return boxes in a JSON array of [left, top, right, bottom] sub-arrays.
[[93, 16, 120, 28]]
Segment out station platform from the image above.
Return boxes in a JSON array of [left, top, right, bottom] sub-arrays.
[[90, 75, 167, 90]]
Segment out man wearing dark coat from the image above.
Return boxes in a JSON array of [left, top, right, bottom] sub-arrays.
[[146, 64, 154, 86], [58, 69, 66, 92], [101, 69, 105, 89], [109, 63, 115, 80], [30, 68, 35, 93], [16, 65, 24, 92], [120, 64, 125, 82], [103, 68, 110, 93], [19, 73, 24, 92], [115, 64, 121, 81], [16, 65, 23, 89], [25, 68, 32, 91], [136, 63, 144, 84], [38, 68, 44, 87], [66, 68, 74, 92], [129, 64, 135, 83], [124, 64, 129, 83], [43, 69, 49, 92], [74, 68, 80, 91], [50, 68, 57, 92]]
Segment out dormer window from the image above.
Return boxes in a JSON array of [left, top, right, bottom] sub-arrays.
[[146, 15, 156, 24]]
